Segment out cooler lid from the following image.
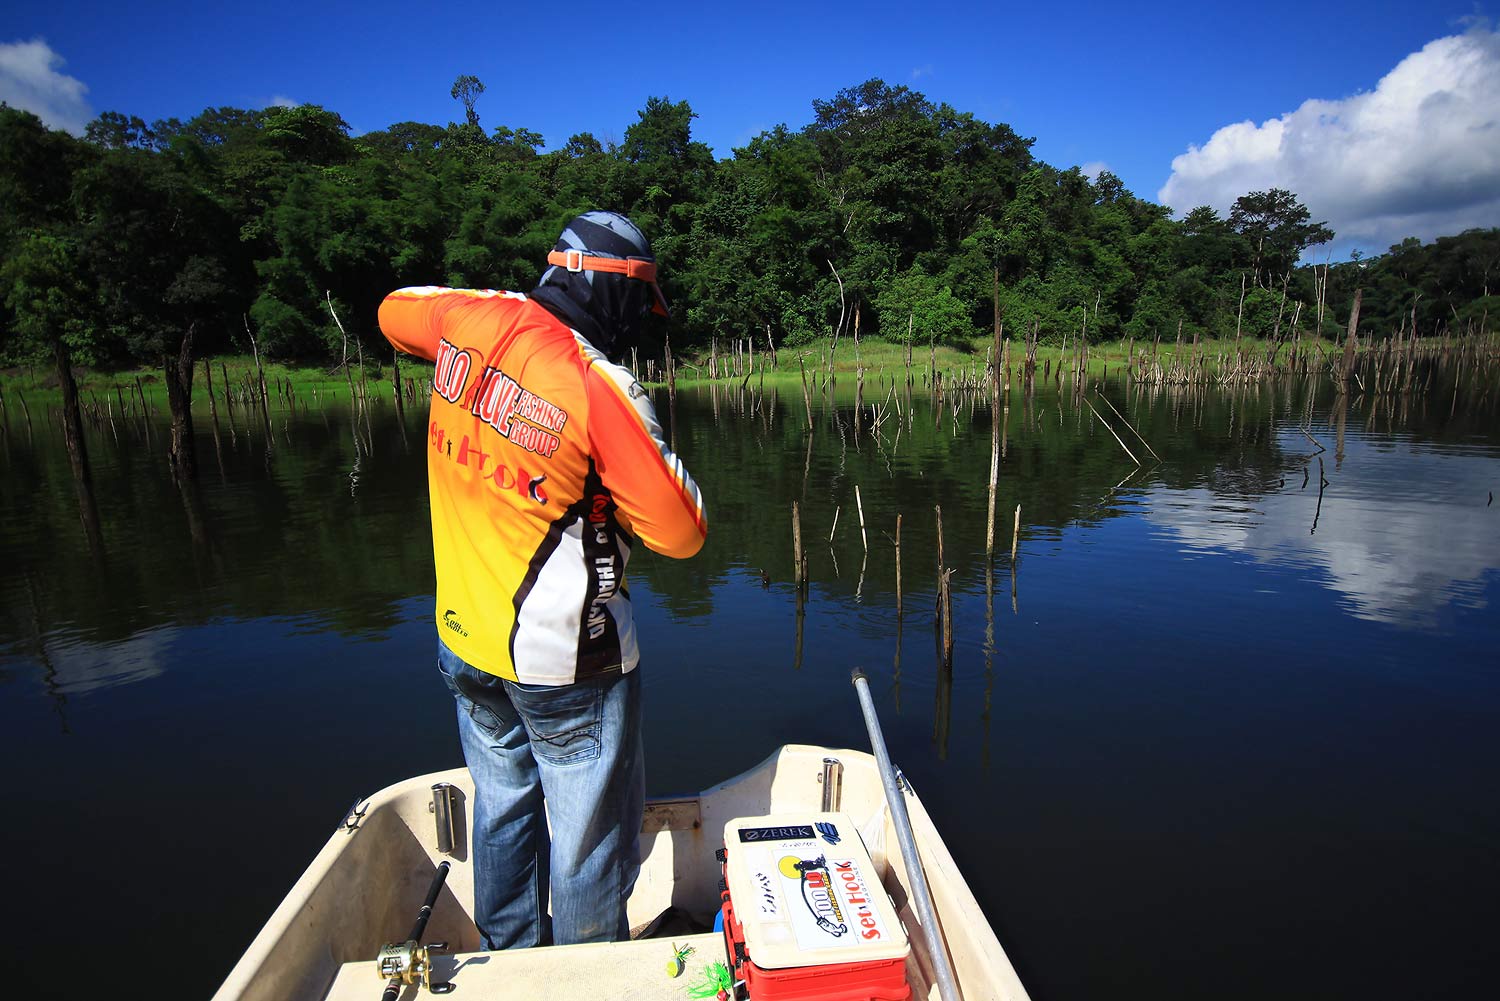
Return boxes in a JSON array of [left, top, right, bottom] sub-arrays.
[[722, 812, 910, 969]]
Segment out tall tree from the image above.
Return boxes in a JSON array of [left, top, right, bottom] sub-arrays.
[[0, 107, 111, 539], [73, 147, 233, 478], [1228, 188, 1333, 280], [2, 231, 104, 547], [450, 75, 485, 129]]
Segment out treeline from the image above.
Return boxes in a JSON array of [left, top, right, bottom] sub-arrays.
[[2, 77, 1497, 377]]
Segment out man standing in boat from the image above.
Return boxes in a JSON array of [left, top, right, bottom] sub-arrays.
[[378, 211, 707, 949]]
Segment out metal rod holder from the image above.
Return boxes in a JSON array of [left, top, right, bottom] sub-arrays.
[[820, 757, 844, 812], [430, 783, 457, 856]]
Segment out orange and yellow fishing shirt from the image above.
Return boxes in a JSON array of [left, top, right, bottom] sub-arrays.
[[379, 287, 706, 685]]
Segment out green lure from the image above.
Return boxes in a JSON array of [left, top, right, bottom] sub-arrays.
[[665, 942, 695, 978], [685, 959, 734, 999]]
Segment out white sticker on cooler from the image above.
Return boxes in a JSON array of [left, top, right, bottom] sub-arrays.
[[826, 857, 891, 944], [743, 844, 890, 952]]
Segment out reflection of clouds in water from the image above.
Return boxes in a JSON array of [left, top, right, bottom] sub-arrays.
[[1145, 434, 1500, 628], [37, 625, 174, 695]]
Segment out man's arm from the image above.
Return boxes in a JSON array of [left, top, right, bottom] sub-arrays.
[[378, 286, 511, 361], [585, 358, 707, 559]]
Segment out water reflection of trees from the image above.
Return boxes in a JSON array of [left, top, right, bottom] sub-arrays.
[[643, 379, 1316, 613], [1, 405, 433, 674], [4, 372, 1495, 667]]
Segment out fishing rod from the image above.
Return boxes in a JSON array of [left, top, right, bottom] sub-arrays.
[[376, 859, 455, 999], [851, 668, 961, 1001]]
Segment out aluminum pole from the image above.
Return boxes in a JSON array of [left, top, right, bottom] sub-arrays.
[[851, 668, 962, 1001]]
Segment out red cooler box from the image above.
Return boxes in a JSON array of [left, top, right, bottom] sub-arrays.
[[718, 813, 910, 1001]]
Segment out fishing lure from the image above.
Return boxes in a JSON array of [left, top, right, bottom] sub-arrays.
[[685, 959, 733, 999], [665, 942, 694, 978]]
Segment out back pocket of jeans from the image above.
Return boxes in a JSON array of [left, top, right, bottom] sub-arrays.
[[514, 684, 603, 764]]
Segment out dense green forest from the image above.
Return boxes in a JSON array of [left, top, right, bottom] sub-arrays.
[[2, 76, 1497, 377]]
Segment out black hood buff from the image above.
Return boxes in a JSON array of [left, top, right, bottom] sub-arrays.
[[532, 211, 660, 361]]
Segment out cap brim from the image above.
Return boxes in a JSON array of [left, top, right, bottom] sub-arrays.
[[649, 282, 671, 318]]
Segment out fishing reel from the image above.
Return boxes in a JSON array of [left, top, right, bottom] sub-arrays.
[[376, 939, 454, 995]]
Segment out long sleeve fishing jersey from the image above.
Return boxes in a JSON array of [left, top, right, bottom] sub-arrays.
[[379, 287, 707, 685]]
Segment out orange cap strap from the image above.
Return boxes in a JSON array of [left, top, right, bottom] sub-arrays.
[[547, 249, 658, 283]]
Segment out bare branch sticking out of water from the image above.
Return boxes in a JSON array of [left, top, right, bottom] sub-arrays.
[[1082, 396, 1140, 466], [326, 292, 365, 493], [855, 485, 868, 551], [1096, 468, 1140, 512], [1011, 504, 1022, 562], [1097, 392, 1161, 461], [1298, 426, 1327, 454], [1312, 456, 1327, 535]]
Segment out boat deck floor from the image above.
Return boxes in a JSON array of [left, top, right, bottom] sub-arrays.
[[325, 932, 726, 1001]]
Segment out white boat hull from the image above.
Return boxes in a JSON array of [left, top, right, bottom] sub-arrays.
[[213, 745, 1030, 1001]]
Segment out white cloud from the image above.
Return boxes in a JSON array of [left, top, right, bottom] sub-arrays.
[[44, 625, 173, 695], [1080, 161, 1109, 182], [266, 94, 299, 109], [0, 38, 90, 134], [1159, 25, 1500, 257], [911, 65, 933, 80], [1144, 431, 1500, 628]]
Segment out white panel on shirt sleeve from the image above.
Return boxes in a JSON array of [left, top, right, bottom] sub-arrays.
[[608, 535, 638, 673], [512, 520, 588, 684]]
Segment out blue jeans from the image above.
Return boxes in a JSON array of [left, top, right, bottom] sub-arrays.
[[437, 641, 644, 949]]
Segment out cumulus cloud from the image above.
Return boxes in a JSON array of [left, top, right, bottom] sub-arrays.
[[1144, 431, 1500, 628], [45, 625, 173, 695], [0, 38, 90, 134], [266, 94, 299, 109], [1080, 161, 1109, 182], [1159, 25, 1500, 257]]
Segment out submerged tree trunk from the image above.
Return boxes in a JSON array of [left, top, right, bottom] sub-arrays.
[[165, 322, 198, 481], [391, 349, 406, 422], [54, 337, 103, 552]]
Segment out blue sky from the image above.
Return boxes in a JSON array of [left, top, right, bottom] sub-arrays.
[[4, 1, 1496, 257]]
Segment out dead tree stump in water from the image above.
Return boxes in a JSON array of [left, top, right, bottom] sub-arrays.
[[1339, 289, 1363, 394], [391, 350, 406, 422], [792, 501, 805, 591], [164, 323, 198, 482], [935, 505, 953, 669], [54, 338, 102, 549], [895, 513, 903, 619], [1012, 504, 1022, 562], [986, 325, 1003, 557]]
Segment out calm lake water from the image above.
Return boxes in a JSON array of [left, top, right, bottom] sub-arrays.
[[2, 369, 1498, 1000]]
